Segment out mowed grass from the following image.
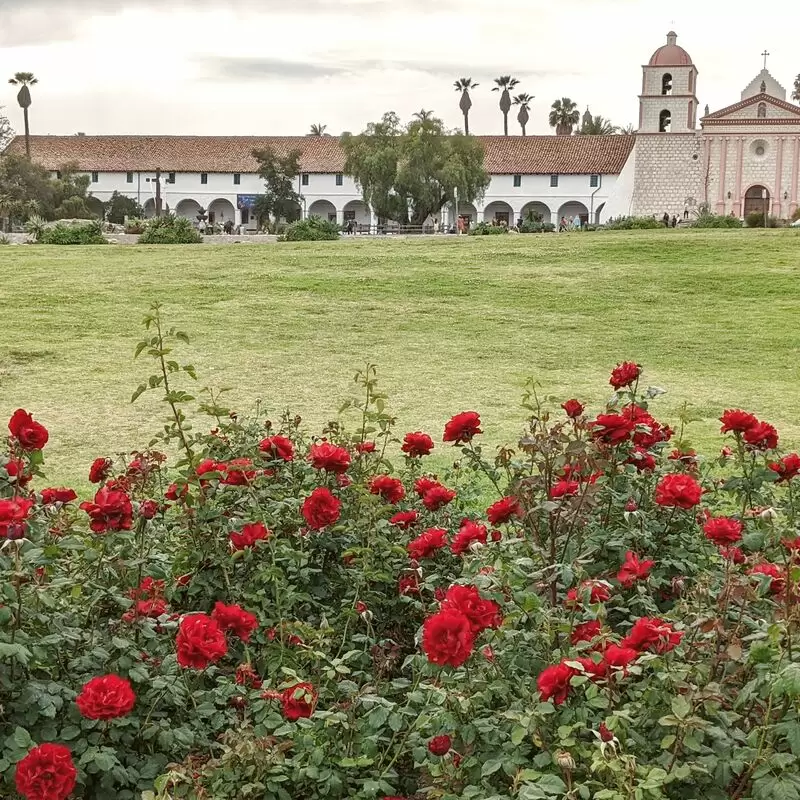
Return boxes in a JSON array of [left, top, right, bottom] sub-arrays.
[[2, 228, 800, 488]]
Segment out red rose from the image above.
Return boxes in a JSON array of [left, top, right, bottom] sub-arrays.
[[76, 674, 135, 720], [623, 405, 672, 449], [703, 516, 743, 546], [414, 476, 440, 496], [440, 584, 502, 634], [609, 361, 641, 390], [40, 488, 77, 505], [422, 484, 456, 511], [398, 573, 420, 596], [8, 409, 49, 451], [176, 613, 228, 669], [402, 432, 434, 457], [566, 580, 611, 607], [603, 644, 639, 671], [230, 521, 270, 550], [302, 487, 341, 530], [654, 473, 702, 509], [221, 458, 256, 485], [720, 409, 758, 434], [749, 562, 785, 594], [15, 743, 77, 800], [212, 601, 259, 642], [196, 459, 223, 482], [389, 510, 419, 529], [165, 482, 188, 501], [626, 447, 656, 472], [486, 496, 522, 525], [422, 610, 475, 667], [719, 545, 746, 564], [744, 421, 779, 451], [79, 487, 133, 533], [281, 682, 317, 721], [617, 551, 654, 588], [571, 620, 602, 645], [122, 597, 167, 623], [4, 458, 31, 486], [625, 499, 638, 512], [235, 663, 263, 689], [561, 399, 585, 418], [590, 413, 634, 446], [599, 723, 614, 742], [550, 479, 580, 499], [669, 448, 698, 467], [308, 442, 351, 474], [139, 499, 159, 519], [769, 453, 800, 482], [408, 527, 448, 559], [428, 735, 452, 756], [258, 435, 295, 462], [450, 520, 488, 555], [0, 497, 34, 539], [355, 441, 376, 454], [621, 617, 683, 654], [369, 475, 406, 504], [443, 411, 482, 444], [537, 661, 576, 705]]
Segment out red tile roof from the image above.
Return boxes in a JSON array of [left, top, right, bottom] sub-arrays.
[[3, 133, 635, 176]]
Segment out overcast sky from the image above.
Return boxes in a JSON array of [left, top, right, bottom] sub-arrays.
[[1, 0, 798, 138]]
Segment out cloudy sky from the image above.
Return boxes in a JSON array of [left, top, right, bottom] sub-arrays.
[[1, 0, 798, 138]]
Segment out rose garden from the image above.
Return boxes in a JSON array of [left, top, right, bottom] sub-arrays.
[[1, 300, 799, 800]]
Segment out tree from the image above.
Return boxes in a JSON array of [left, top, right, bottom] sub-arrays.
[[0, 152, 53, 225], [341, 111, 489, 226], [251, 146, 302, 226], [549, 97, 579, 136], [104, 191, 143, 224], [578, 114, 618, 135], [0, 107, 14, 152], [8, 72, 37, 158], [308, 123, 328, 136], [454, 78, 478, 135], [513, 93, 534, 136], [620, 123, 636, 135], [413, 109, 435, 121], [793, 74, 800, 103], [492, 76, 520, 136]]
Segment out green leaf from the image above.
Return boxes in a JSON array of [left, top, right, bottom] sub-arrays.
[[671, 695, 691, 720], [12, 726, 32, 749], [481, 759, 503, 777]]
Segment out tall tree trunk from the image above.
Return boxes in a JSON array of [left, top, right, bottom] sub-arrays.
[[463, 113, 469, 135], [23, 108, 30, 159], [521, 123, 527, 136], [503, 113, 508, 136]]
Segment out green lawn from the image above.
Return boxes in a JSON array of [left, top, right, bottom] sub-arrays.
[[3, 229, 800, 488]]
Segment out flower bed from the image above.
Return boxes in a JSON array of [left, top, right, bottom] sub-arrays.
[[2, 310, 799, 800]]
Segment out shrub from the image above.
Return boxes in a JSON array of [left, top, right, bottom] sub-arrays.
[[138, 215, 202, 244], [39, 220, 107, 245], [104, 192, 142, 225], [693, 213, 743, 228], [468, 221, 508, 235], [792, 207, 800, 222], [3, 317, 800, 800], [745, 211, 780, 228], [0, 234, 9, 245], [24, 214, 47, 243], [604, 215, 663, 230], [281, 215, 340, 241], [123, 219, 147, 235], [519, 220, 556, 233]]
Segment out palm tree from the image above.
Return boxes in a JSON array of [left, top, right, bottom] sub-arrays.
[[8, 72, 37, 158], [492, 75, 520, 136], [513, 93, 534, 136], [579, 114, 618, 135], [793, 74, 800, 103], [308, 123, 327, 136], [454, 78, 478, 135], [413, 109, 435, 121], [620, 123, 636, 135], [549, 97, 579, 136]]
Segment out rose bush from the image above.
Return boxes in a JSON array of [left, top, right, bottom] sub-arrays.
[[1, 307, 799, 800]]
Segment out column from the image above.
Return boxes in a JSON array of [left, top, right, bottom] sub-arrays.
[[774, 138, 785, 218], [732, 138, 744, 217], [791, 138, 800, 218], [716, 138, 728, 215], [336, 209, 345, 227]]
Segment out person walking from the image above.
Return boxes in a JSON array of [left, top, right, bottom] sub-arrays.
[[671, 215, 677, 228], [662, 212, 670, 227]]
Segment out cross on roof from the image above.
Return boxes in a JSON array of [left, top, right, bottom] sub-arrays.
[[762, 49, 770, 70]]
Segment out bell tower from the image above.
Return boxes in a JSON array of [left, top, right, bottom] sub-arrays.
[[639, 32, 699, 133]]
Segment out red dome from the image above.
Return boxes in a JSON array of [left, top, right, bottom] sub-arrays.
[[649, 32, 693, 67]]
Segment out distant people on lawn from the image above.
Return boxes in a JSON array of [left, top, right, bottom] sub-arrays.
[[671, 215, 677, 228], [662, 212, 670, 227]]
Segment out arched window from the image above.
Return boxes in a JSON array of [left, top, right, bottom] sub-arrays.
[[757, 102, 767, 119], [659, 110, 672, 133], [661, 73, 673, 96], [688, 71, 694, 93]]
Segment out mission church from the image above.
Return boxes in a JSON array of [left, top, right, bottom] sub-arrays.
[[6, 31, 800, 229]]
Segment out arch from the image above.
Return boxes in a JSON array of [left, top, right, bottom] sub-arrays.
[[594, 202, 606, 225], [757, 102, 767, 119], [743, 184, 770, 217], [455, 202, 478, 228], [557, 201, 590, 228], [142, 198, 171, 219], [483, 200, 513, 225], [342, 199, 371, 231], [175, 198, 204, 221], [208, 198, 236, 227], [661, 73, 673, 96], [520, 201, 552, 225], [659, 110, 672, 133], [85, 196, 105, 219], [308, 199, 337, 222]]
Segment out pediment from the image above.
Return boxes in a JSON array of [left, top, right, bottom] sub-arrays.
[[702, 93, 800, 125]]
